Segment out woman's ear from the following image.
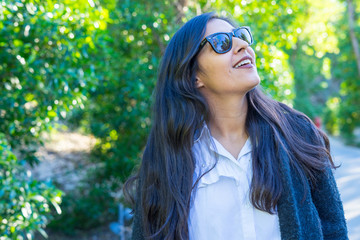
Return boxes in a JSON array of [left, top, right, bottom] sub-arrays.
[[195, 77, 204, 88]]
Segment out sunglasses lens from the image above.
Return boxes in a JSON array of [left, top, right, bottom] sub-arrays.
[[211, 34, 231, 53], [234, 28, 253, 45]]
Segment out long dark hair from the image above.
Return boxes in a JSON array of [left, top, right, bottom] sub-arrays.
[[124, 12, 335, 240]]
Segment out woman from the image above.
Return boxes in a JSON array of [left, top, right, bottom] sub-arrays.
[[125, 12, 348, 240]]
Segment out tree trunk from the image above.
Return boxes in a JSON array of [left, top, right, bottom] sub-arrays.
[[346, 0, 360, 78], [173, 0, 189, 24]]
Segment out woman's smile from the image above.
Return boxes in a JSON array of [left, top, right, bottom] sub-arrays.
[[233, 56, 254, 69]]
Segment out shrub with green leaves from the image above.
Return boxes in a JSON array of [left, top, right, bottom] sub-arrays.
[[0, 0, 107, 165], [0, 134, 62, 240]]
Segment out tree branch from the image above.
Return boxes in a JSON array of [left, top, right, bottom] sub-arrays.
[[346, 0, 360, 78]]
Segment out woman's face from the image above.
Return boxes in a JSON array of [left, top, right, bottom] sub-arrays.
[[196, 19, 260, 97]]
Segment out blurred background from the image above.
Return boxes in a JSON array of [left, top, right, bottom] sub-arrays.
[[1, 0, 359, 239]]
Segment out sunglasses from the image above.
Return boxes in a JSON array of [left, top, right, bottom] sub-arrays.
[[198, 26, 253, 54]]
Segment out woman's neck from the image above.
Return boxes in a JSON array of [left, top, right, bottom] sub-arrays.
[[207, 94, 248, 143]]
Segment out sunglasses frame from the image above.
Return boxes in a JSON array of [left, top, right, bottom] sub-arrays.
[[198, 26, 253, 54]]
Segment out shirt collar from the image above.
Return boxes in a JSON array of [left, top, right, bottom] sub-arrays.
[[194, 123, 252, 160], [194, 122, 210, 143]]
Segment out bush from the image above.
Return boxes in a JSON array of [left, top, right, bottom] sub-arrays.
[[0, 134, 62, 240], [47, 180, 117, 234], [0, 0, 107, 165]]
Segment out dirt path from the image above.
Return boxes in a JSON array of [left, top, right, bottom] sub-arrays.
[[32, 131, 95, 191]]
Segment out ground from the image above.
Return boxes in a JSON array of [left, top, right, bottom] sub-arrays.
[[330, 136, 360, 240]]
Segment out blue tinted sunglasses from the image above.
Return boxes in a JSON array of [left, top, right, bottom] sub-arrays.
[[198, 26, 253, 54]]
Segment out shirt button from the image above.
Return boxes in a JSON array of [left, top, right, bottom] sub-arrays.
[[202, 164, 206, 168]]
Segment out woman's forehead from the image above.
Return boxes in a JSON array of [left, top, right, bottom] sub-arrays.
[[205, 19, 235, 36]]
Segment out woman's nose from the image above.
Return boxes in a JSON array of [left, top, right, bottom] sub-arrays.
[[232, 36, 249, 54]]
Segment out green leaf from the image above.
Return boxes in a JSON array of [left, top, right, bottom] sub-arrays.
[[47, 110, 57, 118], [50, 199, 62, 214], [37, 228, 48, 238]]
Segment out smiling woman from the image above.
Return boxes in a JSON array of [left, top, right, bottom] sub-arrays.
[[124, 12, 348, 240]]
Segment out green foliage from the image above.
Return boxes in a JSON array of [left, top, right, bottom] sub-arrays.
[[87, 0, 179, 180], [287, 40, 329, 120], [285, 0, 346, 121], [50, 0, 179, 229], [47, 179, 116, 234], [323, 5, 360, 143], [0, 134, 62, 239], [0, 0, 107, 164], [0, 0, 109, 235]]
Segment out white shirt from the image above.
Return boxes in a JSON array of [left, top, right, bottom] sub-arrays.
[[188, 125, 281, 240]]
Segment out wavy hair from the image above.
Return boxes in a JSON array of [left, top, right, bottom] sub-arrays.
[[124, 12, 335, 240]]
